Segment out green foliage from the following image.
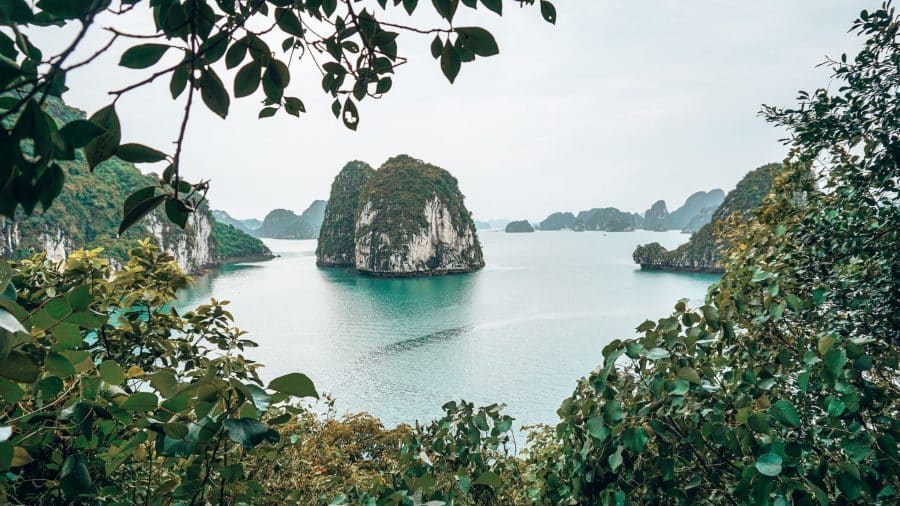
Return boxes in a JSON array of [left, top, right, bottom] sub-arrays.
[[317, 160, 376, 267], [0, 0, 554, 232], [211, 221, 273, 261], [0, 242, 316, 504]]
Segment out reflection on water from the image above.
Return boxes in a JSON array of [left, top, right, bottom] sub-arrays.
[[176, 232, 719, 428]]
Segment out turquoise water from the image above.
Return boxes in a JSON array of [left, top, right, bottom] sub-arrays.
[[177, 231, 718, 429]]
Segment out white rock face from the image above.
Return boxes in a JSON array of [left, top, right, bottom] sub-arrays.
[[145, 211, 215, 272], [1, 212, 216, 273], [354, 196, 483, 276], [1, 219, 74, 263]]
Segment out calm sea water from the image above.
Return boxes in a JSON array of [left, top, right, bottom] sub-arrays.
[[177, 231, 718, 429]]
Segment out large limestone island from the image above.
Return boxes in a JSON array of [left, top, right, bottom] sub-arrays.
[[633, 163, 777, 273], [505, 220, 535, 233], [317, 156, 484, 277]]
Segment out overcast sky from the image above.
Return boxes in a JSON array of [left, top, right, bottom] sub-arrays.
[[32, 1, 863, 221]]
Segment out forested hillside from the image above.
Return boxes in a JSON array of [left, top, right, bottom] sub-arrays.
[[0, 96, 271, 270]]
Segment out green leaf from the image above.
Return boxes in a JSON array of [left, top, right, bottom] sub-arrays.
[[284, 96, 305, 116], [747, 412, 769, 433], [45, 352, 75, 378], [755, 452, 782, 477], [455, 27, 499, 57], [677, 367, 701, 384], [161, 422, 189, 440], [59, 120, 105, 148], [440, 41, 461, 83], [473, 470, 501, 489], [120, 44, 170, 69], [539, 0, 557, 24], [769, 399, 801, 427], [430, 35, 442, 59], [0, 351, 40, 382], [608, 445, 623, 471], [276, 8, 304, 37], [480, 0, 501, 14], [225, 40, 247, 69], [646, 348, 669, 360], [262, 60, 290, 102], [223, 418, 270, 449], [622, 427, 648, 453], [121, 391, 158, 412], [84, 105, 121, 171], [234, 61, 261, 98], [116, 143, 167, 163], [342, 99, 359, 130], [119, 194, 165, 235], [199, 69, 230, 119], [587, 415, 609, 441], [98, 360, 125, 385], [258, 107, 277, 119], [59, 454, 91, 499], [164, 199, 190, 229], [268, 373, 318, 398], [836, 463, 862, 500]]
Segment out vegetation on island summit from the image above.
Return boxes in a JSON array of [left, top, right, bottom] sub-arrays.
[[354, 155, 481, 251], [211, 221, 274, 261], [0, 2, 898, 506]]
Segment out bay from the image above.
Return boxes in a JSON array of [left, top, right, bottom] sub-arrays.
[[177, 230, 718, 429]]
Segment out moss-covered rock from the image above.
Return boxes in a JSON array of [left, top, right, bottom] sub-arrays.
[[316, 161, 375, 267], [505, 220, 535, 233], [354, 155, 484, 276], [633, 163, 778, 273]]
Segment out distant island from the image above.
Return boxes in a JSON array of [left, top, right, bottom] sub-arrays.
[[531, 188, 724, 233], [213, 200, 327, 240], [317, 156, 484, 277], [505, 220, 535, 233], [633, 164, 777, 273]]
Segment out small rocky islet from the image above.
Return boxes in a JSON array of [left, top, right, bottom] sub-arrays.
[[317, 155, 484, 277], [505, 220, 535, 233]]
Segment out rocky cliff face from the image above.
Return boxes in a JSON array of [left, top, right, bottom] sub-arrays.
[[316, 161, 375, 267], [642, 200, 669, 231], [505, 220, 535, 233], [352, 156, 484, 276], [146, 213, 216, 272], [633, 164, 778, 273], [0, 95, 245, 274]]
